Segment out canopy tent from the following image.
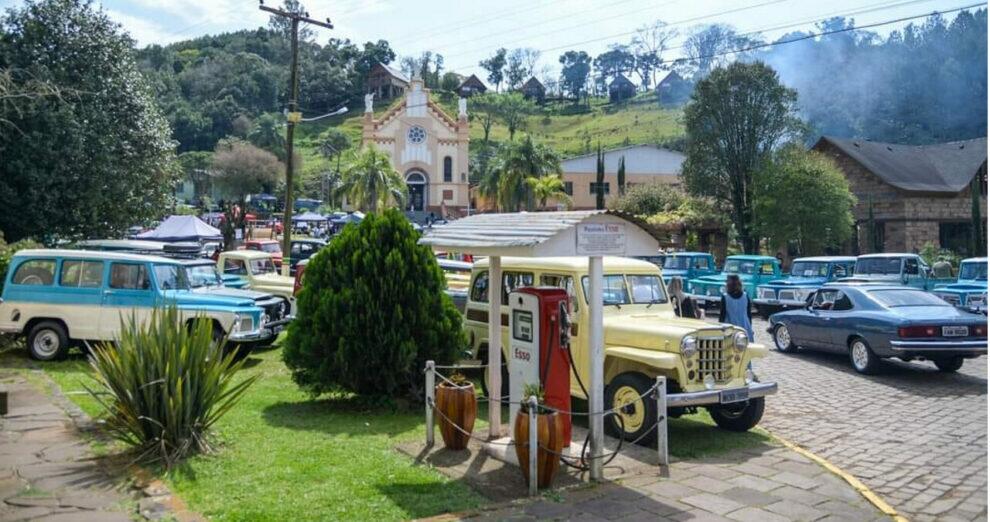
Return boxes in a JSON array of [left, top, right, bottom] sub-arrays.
[[419, 210, 662, 481], [251, 193, 278, 202], [134, 215, 222, 243], [331, 213, 363, 225], [291, 211, 328, 223]]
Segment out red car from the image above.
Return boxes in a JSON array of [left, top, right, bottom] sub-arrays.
[[243, 239, 284, 268]]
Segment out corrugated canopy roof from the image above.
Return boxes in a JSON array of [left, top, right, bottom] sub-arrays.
[[816, 136, 987, 193], [418, 210, 663, 257]]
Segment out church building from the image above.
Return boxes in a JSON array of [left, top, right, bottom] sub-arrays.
[[362, 77, 470, 218]]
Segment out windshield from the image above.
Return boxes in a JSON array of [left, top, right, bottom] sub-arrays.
[[250, 258, 276, 274], [186, 265, 221, 288], [663, 256, 690, 270], [870, 289, 950, 307], [855, 257, 902, 275], [959, 262, 988, 280], [724, 259, 756, 275], [791, 262, 829, 277], [154, 264, 191, 291], [581, 274, 667, 305], [261, 243, 281, 253]]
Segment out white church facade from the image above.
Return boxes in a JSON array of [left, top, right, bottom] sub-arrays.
[[362, 77, 470, 217]]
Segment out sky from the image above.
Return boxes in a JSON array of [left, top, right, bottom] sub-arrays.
[[0, 0, 982, 78]]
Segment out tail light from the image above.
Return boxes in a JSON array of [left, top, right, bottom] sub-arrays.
[[898, 325, 938, 338], [293, 265, 306, 296], [973, 324, 987, 337]]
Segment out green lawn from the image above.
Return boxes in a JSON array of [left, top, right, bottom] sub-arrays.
[[1, 339, 769, 521]]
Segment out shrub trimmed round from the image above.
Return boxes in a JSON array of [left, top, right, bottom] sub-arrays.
[[283, 209, 464, 399]]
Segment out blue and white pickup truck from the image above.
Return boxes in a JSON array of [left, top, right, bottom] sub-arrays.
[[932, 257, 988, 314], [661, 252, 719, 288], [0, 250, 271, 361], [754, 256, 856, 317], [687, 255, 782, 308], [841, 253, 955, 290]]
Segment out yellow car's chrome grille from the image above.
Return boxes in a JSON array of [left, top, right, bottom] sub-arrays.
[[696, 337, 730, 383]]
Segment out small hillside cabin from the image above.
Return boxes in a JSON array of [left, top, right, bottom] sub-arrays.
[[608, 75, 637, 103], [366, 62, 409, 101], [656, 70, 692, 107], [457, 74, 488, 97], [812, 136, 988, 255], [520, 77, 546, 103]]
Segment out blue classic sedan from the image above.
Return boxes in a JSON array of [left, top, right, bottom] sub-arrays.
[[767, 285, 987, 374]]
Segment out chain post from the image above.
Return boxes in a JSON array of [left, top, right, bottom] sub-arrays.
[[426, 360, 435, 447], [656, 376, 668, 469], [528, 395, 538, 496]]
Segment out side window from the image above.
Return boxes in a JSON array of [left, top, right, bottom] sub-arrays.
[[694, 257, 707, 269], [540, 274, 579, 313], [109, 263, 150, 290], [831, 264, 848, 278], [12, 259, 56, 286], [470, 272, 489, 303], [60, 260, 104, 288], [759, 263, 775, 275], [224, 258, 247, 275], [904, 258, 919, 275], [290, 244, 301, 256], [813, 289, 838, 310], [501, 272, 534, 305], [832, 291, 854, 311]]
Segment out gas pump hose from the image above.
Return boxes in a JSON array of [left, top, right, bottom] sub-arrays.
[[560, 345, 625, 472]]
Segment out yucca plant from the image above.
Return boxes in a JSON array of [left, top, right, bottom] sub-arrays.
[[86, 306, 257, 468]]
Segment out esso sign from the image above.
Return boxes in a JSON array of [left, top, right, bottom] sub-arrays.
[[508, 291, 540, 426]]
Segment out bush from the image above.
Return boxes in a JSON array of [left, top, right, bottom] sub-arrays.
[[86, 307, 257, 468], [0, 231, 40, 295], [283, 209, 464, 400], [610, 182, 685, 216]]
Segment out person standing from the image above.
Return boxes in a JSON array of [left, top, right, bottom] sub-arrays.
[[667, 278, 700, 319], [719, 274, 754, 342]]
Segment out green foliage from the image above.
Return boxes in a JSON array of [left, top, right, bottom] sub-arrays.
[[919, 241, 962, 270], [0, 232, 40, 294], [479, 48, 507, 91], [85, 306, 257, 468], [611, 183, 728, 230], [0, 0, 177, 242], [519, 383, 546, 413], [494, 92, 537, 140], [753, 146, 855, 255], [283, 210, 464, 399], [682, 61, 803, 253], [526, 175, 571, 210], [248, 113, 287, 159], [617, 155, 626, 195], [338, 146, 406, 212], [595, 144, 605, 210], [482, 135, 562, 211], [211, 139, 283, 202], [559, 50, 592, 102]]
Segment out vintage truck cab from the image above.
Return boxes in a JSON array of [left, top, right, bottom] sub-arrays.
[[843, 253, 955, 290], [0, 250, 268, 360], [687, 255, 782, 307], [754, 256, 856, 317], [462, 256, 777, 442], [179, 258, 293, 337], [662, 252, 718, 289], [217, 250, 296, 314], [933, 257, 988, 313]]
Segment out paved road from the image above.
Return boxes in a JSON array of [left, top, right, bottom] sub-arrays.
[[747, 316, 988, 521]]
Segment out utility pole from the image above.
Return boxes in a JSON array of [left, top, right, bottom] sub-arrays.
[[259, 1, 333, 275]]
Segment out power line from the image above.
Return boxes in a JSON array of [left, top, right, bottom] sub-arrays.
[[389, 0, 571, 46]]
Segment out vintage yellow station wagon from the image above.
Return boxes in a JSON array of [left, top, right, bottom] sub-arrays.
[[463, 256, 778, 441]]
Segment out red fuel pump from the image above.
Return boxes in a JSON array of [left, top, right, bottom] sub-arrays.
[[508, 287, 572, 445]]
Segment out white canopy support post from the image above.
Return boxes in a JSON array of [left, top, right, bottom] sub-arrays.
[[588, 255, 605, 481], [488, 255, 502, 439]]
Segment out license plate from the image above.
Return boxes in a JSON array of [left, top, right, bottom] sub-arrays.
[[720, 388, 749, 404], [943, 326, 969, 337]]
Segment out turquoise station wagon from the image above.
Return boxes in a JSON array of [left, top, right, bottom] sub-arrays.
[[687, 255, 782, 307], [0, 250, 269, 361]]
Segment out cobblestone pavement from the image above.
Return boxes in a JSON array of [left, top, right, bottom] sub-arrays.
[[0, 373, 132, 521], [748, 316, 988, 522]]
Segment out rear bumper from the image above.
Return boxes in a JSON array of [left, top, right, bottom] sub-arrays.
[[889, 339, 988, 352], [753, 298, 804, 308], [667, 381, 778, 408]]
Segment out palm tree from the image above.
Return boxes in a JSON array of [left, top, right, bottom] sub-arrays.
[[492, 135, 562, 211], [526, 174, 572, 210], [337, 147, 406, 213]]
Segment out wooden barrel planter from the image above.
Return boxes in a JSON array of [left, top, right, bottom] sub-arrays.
[[513, 408, 564, 489], [435, 380, 477, 450]]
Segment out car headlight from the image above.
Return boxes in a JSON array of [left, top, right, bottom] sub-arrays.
[[680, 335, 698, 358], [968, 294, 987, 305], [719, 285, 726, 294], [733, 331, 748, 351], [232, 314, 241, 332]]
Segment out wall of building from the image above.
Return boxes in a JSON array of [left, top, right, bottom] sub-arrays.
[[560, 172, 679, 209]]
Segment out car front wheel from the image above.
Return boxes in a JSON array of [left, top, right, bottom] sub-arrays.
[[707, 397, 765, 432], [772, 324, 797, 353], [849, 337, 881, 375], [605, 372, 658, 444]]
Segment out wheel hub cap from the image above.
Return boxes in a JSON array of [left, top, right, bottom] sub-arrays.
[[775, 326, 790, 348], [613, 386, 644, 432], [852, 343, 868, 369]]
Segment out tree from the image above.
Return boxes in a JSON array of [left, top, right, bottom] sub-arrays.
[[488, 135, 562, 211], [440, 71, 461, 92], [610, 182, 684, 216], [338, 146, 406, 212], [753, 146, 855, 255], [505, 48, 539, 90], [683, 24, 756, 78], [617, 156, 627, 195], [632, 20, 677, 87], [479, 48, 508, 92], [494, 92, 537, 140], [595, 144, 606, 210], [971, 174, 985, 256], [268, 0, 313, 42], [593, 45, 635, 83], [177, 151, 213, 204], [248, 113, 286, 159], [211, 139, 282, 246], [526, 174, 571, 210], [0, 0, 177, 242], [471, 92, 500, 143], [283, 209, 463, 399], [559, 50, 592, 103], [682, 61, 802, 253], [318, 127, 351, 172]]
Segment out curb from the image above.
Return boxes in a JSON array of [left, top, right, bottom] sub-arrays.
[[770, 433, 908, 522]]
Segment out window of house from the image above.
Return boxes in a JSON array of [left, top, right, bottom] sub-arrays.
[[939, 222, 972, 254], [176, 182, 185, 193], [443, 189, 454, 201], [12, 259, 56, 286], [443, 156, 453, 182], [563, 182, 573, 196], [589, 182, 610, 195], [60, 260, 104, 288], [109, 263, 150, 290]]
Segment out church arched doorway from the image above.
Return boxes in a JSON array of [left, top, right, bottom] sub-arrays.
[[406, 171, 427, 211]]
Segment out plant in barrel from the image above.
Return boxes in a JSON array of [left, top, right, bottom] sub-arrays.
[[514, 383, 564, 489], [435, 372, 477, 450]]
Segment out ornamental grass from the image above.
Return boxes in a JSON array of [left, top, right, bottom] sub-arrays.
[[86, 306, 257, 468]]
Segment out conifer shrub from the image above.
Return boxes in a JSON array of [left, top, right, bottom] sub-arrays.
[[283, 209, 464, 399]]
